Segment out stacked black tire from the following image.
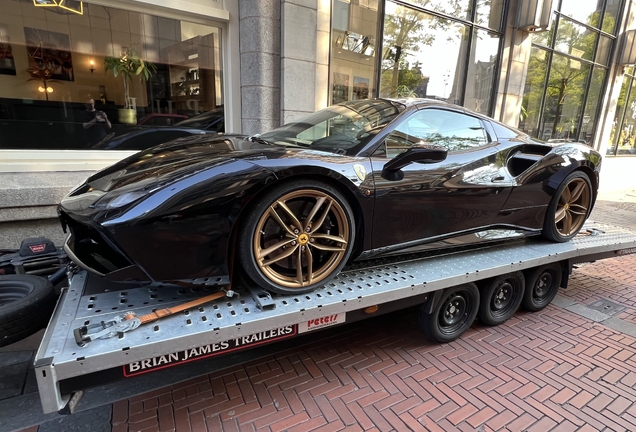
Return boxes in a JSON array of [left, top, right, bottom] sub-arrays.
[[0, 275, 56, 347]]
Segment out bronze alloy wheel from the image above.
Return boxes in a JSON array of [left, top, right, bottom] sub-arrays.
[[252, 189, 350, 289], [554, 177, 591, 237]]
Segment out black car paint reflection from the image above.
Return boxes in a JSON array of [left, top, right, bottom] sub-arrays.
[[58, 99, 601, 286]]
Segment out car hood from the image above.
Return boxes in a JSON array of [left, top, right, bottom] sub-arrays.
[[62, 135, 349, 209]]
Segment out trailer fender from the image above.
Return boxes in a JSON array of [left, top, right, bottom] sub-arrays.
[[420, 288, 447, 315], [561, 260, 572, 288]]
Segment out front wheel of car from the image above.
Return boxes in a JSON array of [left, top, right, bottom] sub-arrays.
[[238, 180, 355, 295], [542, 171, 592, 242]]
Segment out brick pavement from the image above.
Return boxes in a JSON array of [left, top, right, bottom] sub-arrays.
[[15, 191, 636, 432], [105, 293, 636, 432]]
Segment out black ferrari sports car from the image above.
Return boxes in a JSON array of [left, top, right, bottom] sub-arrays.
[[58, 99, 601, 295]]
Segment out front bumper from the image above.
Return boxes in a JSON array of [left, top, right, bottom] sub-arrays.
[[60, 212, 150, 282]]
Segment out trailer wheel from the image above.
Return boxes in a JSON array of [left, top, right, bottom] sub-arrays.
[[418, 283, 479, 343], [0, 275, 56, 347], [477, 272, 525, 326], [522, 263, 562, 312]]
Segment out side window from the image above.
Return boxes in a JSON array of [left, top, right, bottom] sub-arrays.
[[384, 109, 488, 158]]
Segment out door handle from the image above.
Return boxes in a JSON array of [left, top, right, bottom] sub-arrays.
[[491, 176, 505, 182]]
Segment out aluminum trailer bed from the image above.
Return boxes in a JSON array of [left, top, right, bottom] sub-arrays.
[[34, 222, 636, 414]]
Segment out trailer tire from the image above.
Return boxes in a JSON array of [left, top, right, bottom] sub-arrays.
[[477, 272, 525, 326], [522, 263, 562, 312], [0, 275, 56, 347], [418, 283, 479, 343]]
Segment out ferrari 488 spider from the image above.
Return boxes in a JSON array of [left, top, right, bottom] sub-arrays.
[[58, 99, 601, 295]]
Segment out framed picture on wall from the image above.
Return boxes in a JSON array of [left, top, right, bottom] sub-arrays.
[[0, 24, 15, 76], [332, 72, 349, 104], [353, 76, 369, 100], [24, 27, 74, 81]]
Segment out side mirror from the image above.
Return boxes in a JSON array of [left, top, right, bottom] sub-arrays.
[[383, 145, 448, 172]]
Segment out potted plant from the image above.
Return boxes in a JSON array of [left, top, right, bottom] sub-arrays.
[[104, 47, 157, 125]]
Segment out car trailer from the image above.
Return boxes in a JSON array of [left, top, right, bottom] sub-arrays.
[[34, 221, 636, 414]]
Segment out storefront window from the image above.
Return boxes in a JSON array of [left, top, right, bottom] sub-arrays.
[[542, 53, 590, 141], [330, 0, 379, 104], [476, 0, 505, 31], [380, 4, 468, 103], [608, 70, 636, 156], [555, 19, 597, 61], [369, 0, 501, 116], [0, 1, 224, 150], [518, 0, 617, 144], [580, 67, 606, 144], [559, 0, 603, 28], [603, 0, 621, 33], [520, 47, 549, 137], [465, 28, 500, 114]]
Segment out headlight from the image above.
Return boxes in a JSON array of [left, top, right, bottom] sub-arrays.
[[93, 190, 149, 209]]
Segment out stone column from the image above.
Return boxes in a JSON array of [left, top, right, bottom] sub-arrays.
[[239, 0, 281, 135]]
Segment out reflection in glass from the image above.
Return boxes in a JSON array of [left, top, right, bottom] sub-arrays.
[[602, 0, 620, 34], [543, 53, 591, 140], [465, 29, 500, 114], [330, 0, 379, 104], [401, 0, 472, 21], [380, 2, 468, 104], [559, 0, 602, 28], [595, 36, 612, 65], [580, 67, 605, 144], [0, 1, 224, 150], [386, 109, 487, 156], [519, 47, 549, 137], [531, 20, 554, 47], [475, 0, 505, 31], [608, 72, 633, 155], [611, 77, 636, 155], [555, 18, 597, 61]]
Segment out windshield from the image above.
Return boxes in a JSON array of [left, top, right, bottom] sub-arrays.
[[259, 100, 404, 155]]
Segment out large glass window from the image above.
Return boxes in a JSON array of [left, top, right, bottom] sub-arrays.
[[330, 0, 379, 105], [520, 47, 549, 137], [374, 0, 501, 117], [0, 1, 224, 150], [608, 69, 636, 156], [380, 5, 469, 103], [518, 0, 618, 144]]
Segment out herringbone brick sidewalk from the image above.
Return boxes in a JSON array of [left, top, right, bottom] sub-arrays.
[[109, 254, 636, 432], [104, 197, 636, 432]]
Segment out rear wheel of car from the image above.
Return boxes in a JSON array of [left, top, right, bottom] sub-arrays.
[[522, 263, 562, 312], [418, 283, 479, 343], [477, 272, 525, 326], [0, 275, 56, 347], [542, 171, 592, 242], [238, 180, 355, 295]]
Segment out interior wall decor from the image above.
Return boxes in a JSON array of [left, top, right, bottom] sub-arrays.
[[0, 23, 15, 76], [24, 27, 74, 81]]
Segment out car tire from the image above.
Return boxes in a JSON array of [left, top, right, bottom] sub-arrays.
[[418, 283, 479, 343], [238, 180, 356, 295], [522, 263, 562, 312], [477, 272, 525, 326], [0, 275, 56, 347], [542, 171, 593, 242]]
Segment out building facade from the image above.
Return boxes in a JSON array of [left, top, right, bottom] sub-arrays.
[[0, 0, 635, 247]]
